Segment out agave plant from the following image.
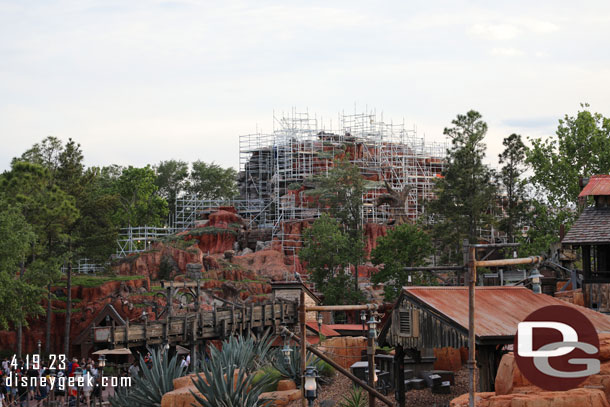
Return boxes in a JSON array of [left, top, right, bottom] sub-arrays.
[[271, 345, 320, 387], [190, 335, 274, 407], [337, 386, 367, 407], [109, 347, 185, 407]]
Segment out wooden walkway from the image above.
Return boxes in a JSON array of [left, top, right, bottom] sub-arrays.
[[92, 301, 298, 347]]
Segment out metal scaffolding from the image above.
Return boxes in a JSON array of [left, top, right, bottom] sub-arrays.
[[238, 109, 448, 255]]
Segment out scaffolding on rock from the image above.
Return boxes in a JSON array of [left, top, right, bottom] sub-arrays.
[[238, 109, 448, 256]]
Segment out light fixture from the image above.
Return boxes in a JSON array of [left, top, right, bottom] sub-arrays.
[[98, 355, 106, 368], [367, 314, 379, 339], [317, 312, 323, 327], [142, 310, 148, 321], [360, 311, 366, 323], [281, 335, 293, 364], [529, 269, 543, 294], [37, 340, 41, 355], [304, 366, 319, 406]]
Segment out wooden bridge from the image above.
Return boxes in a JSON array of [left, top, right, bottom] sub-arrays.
[[92, 300, 298, 348]]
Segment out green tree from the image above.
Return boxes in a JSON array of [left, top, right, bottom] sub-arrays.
[[189, 161, 237, 200], [0, 201, 42, 331], [371, 223, 433, 301], [300, 214, 363, 305], [527, 103, 610, 207], [314, 158, 366, 291], [114, 166, 169, 226], [497, 134, 529, 243], [429, 110, 497, 262], [155, 160, 189, 216]]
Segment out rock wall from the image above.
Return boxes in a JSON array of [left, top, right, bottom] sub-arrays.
[[318, 336, 367, 369], [451, 333, 610, 406]]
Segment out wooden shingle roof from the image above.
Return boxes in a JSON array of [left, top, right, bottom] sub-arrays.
[[562, 207, 610, 245]]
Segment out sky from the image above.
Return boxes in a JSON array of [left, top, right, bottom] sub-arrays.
[[1, 0, 610, 172]]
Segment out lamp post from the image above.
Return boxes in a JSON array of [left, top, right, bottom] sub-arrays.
[[360, 310, 366, 335], [530, 269, 542, 294], [37, 339, 41, 356], [367, 313, 378, 407], [303, 366, 318, 407], [317, 312, 323, 341], [98, 355, 106, 405]]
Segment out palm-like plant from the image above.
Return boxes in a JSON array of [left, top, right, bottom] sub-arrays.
[[109, 348, 185, 407], [337, 386, 367, 407], [190, 334, 274, 407], [271, 345, 320, 387]]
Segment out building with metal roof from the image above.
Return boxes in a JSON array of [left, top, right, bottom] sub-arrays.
[[379, 286, 610, 392], [563, 174, 610, 312]]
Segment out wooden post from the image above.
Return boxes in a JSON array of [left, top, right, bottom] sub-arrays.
[[300, 290, 307, 407], [467, 243, 477, 407], [367, 311, 376, 407], [395, 345, 405, 407]]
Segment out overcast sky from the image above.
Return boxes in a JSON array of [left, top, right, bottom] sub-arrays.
[[1, 0, 609, 172]]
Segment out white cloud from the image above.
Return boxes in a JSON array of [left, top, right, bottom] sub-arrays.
[[471, 23, 521, 40], [491, 47, 525, 57]]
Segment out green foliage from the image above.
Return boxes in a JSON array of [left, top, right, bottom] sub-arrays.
[[518, 200, 572, 257], [189, 161, 238, 199], [190, 335, 274, 407], [300, 214, 364, 305], [113, 166, 169, 227], [338, 386, 367, 407], [154, 160, 189, 216], [109, 348, 185, 407], [371, 223, 433, 301], [270, 346, 319, 387], [527, 104, 610, 207], [497, 134, 529, 243], [315, 359, 335, 379], [251, 366, 283, 392], [428, 110, 497, 262]]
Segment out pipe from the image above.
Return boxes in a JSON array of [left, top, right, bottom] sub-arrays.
[[281, 327, 394, 407], [305, 304, 378, 312], [474, 256, 544, 268]]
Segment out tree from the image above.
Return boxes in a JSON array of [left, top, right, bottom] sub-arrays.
[[114, 166, 169, 227], [527, 104, 610, 207], [0, 162, 77, 355], [189, 161, 237, 200], [155, 160, 189, 216], [0, 200, 42, 331], [429, 110, 497, 262], [14, 136, 64, 173], [371, 223, 433, 301], [497, 134, 528, 243], [314, 158, 366, 291], [300, 214, 364, 305]]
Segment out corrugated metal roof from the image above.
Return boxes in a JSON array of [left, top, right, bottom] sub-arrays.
[[306, 322, 341, 337], [562, 207, 610, 244], [403, 286, 610, 338], [579, 175, 610, 197]]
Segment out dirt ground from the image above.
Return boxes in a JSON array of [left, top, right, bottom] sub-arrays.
[[288, 367, 469, 407]]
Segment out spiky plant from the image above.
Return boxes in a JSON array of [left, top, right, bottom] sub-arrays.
[[190, 335, 274, 407], [109, 348, 185, 407], [337, 386, 367, 407], [271, 345, 320, 387]]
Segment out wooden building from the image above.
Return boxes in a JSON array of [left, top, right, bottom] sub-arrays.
[[563, 175, 610, 312], [379, 286, 610, 393]]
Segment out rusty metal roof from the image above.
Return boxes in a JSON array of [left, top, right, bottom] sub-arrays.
[[562, 207, 610, 245], [306, 322, 341, 337], [403, 286, 610, 338], [579, 175, 610, 197]]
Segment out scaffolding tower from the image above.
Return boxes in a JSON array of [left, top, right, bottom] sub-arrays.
[[238, 109, 448, 255]]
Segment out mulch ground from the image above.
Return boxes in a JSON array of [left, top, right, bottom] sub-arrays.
[[288, 367, 469, 407]]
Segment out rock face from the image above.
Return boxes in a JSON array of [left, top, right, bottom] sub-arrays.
[[555, 288, 585, 307], [452, 333, 610, 406], [450, 388, 609, 407], [116, 242, 203, 280], [318, 336, 367, 369]]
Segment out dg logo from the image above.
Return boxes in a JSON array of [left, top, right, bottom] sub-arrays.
[[514, 305, 600, 391]]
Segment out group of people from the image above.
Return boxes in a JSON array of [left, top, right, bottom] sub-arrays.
[[0, 357, 102, 407]]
